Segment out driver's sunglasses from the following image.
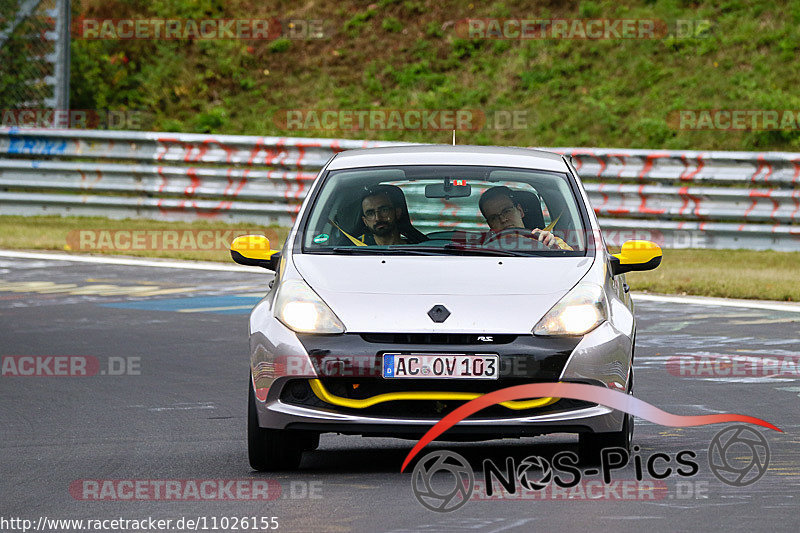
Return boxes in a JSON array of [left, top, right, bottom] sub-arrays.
[[486, 205, 517, 226], [363, 205, 394, 220]]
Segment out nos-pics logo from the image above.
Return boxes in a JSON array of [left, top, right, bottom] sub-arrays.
[[411, 451, 474, 512], [411, 424, 770, 512]]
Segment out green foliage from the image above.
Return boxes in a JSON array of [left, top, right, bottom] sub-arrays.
[[578, 1, 601, 18], [632, 117, 674, 146], [402, 1, 426, 15], [344, 10, 376, 37], [192, 106, 228, 133], [362, 62, 384, 94], [490, 2, 511, 18], [0, 3, 54, 108], [450, 38, 483, 59], [390, 60, 446, 90], [59, 0, 800, 151], [0, 0, 19, 20], [239, 77, 257, 90], [425, 21, 444, 38], [382, 17, 403, 33], [519, 68, 550, 90], [268, 37, 291, 53], [411, 39, 435, 60], [492, 40, 511, 54]]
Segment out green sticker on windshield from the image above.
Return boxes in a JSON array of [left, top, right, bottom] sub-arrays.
[[313, 233, 329, 244]]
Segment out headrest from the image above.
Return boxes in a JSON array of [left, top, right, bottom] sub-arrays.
[[511, 190, 545, 230]]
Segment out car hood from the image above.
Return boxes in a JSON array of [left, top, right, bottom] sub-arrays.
[[292, 255, 594, 334]]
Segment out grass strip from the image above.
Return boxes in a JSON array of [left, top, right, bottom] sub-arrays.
[[1, 215, 797, 301]]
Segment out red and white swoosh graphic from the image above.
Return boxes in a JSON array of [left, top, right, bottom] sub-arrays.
[[400, 382, 781, 472]]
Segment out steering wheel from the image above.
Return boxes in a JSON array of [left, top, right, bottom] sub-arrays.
[[482, 228, 555, 250]]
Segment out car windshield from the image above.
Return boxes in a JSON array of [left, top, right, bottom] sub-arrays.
[[301, 165, 589, 256]]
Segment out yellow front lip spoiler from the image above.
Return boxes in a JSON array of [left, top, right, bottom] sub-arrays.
[[308, 379, 558, 410]]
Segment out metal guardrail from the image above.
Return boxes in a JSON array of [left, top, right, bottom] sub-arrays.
[[0, 127, 798, 251], [552, 147, 800, 186], [0, 128, 385, 166], [0, 128, 395, 226], [584, 184, 800, 224]]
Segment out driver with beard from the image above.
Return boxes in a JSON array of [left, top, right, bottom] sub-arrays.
[[360, 188, 410, 246], [478, 186, 573, 250]]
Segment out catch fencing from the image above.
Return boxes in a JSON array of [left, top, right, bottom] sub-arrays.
[[0, 127, 798, 251], [0, 0, 70, 109]]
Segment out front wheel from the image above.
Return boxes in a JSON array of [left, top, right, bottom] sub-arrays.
[[248, 381, 303, 471], [301, 432, 321, 451], [578, 369, 634, 464]]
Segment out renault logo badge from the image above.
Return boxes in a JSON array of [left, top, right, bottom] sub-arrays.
[[427, 305, 451, 323]]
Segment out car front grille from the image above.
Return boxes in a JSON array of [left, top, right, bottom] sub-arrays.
[[294, 332, 581, 381], [360, 333, 517, 345]]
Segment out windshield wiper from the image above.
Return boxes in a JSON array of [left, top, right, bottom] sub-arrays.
[[328, 245, 535, 257], [441, 244, 530, 257], [393, 244, 531, 257], [329, 246, 442, 256]]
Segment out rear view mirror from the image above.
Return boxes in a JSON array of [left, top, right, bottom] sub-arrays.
[[610, 240, 662, 276], [425, 180, 471, 199], [231, 235, 281, 270]]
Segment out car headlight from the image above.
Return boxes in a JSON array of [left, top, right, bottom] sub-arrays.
[[533, 282, 607, 336], [274, 279, 345, 334]]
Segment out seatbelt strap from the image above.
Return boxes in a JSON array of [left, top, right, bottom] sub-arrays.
[[328, 218, 368, 247], [542, 211, 572, 250], [543, 211, 562, 232]]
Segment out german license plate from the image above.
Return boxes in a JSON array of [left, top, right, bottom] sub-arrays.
[[382, 353, 498, 379]]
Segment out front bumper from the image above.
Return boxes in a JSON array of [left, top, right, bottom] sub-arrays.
[[249, 318, 632, 437], [268, 392, 617, 439]]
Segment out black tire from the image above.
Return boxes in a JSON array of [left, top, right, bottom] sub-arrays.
[[578, 369, 634, 464], [300, 431, 321, 451], [248, 381, 303, 471]]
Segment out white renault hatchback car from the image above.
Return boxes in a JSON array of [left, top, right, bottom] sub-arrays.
[[231, 145, 661, 470]]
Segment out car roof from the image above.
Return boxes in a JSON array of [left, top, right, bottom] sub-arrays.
[[327, 144, 569, 172]]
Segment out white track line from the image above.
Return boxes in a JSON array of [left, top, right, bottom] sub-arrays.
[[0, 250, 265, 273], [632, 293, 800, 314]]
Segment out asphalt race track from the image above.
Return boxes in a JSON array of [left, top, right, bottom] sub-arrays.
[[1, 253, 799, 533]]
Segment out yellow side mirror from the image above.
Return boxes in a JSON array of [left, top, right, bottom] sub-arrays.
[[230, 235, 280, 270], [610, 240, 662, 276]]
